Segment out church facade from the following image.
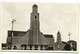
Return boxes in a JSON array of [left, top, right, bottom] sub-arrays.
[[5, 4, 55, 50], [2, 4, 77, 51]]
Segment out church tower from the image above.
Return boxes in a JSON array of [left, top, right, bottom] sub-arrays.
[[5, 4, 54, 50], [30, 4, 40, 45], [54, 31, 65, 50], [57, 31, 61, 43]]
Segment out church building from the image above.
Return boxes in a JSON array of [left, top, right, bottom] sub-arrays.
[[4, 4, 55, 50]]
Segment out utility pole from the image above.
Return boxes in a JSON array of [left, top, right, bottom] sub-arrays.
[[10, 19, 16, 50]]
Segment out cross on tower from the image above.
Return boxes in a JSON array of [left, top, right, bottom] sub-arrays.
[[68, 32, 72, 42]]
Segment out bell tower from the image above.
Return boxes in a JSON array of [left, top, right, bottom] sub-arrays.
[[57, 31, 61, 43], [30, 4, 40, 45]]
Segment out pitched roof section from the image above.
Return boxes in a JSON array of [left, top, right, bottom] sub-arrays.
[[68, 40, 77, 43], [44, 34, 53, 38], [62, 41, 68, 44], [8, 30, 26, 37], [8, 30, 54, 39]]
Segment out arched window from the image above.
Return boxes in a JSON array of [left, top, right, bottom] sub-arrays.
[[13, 46, 17, 50]]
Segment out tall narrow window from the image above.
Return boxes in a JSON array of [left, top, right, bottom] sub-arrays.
[[30, 45, 32, 50], [41, 45, 43, 50], [58, 45, 59, 50], [21, 44, 27, 50], [35, 45, 38, 50]]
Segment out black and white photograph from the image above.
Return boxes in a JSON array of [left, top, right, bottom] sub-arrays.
[[1, 2, 78, 52]]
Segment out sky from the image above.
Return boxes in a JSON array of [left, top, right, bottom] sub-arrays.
[[1, 2, 78, 43]]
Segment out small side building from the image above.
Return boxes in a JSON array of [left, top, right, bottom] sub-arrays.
[[54, 31, 65, 51], [68, 40, 77, 51]]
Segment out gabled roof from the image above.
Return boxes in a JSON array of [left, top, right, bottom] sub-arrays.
[[62, 41, 68, 44], [44, 34, 53, 38], [68, 40, 77, 43], [8, 30, 26, 37], [8, 30, 54, 39]]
